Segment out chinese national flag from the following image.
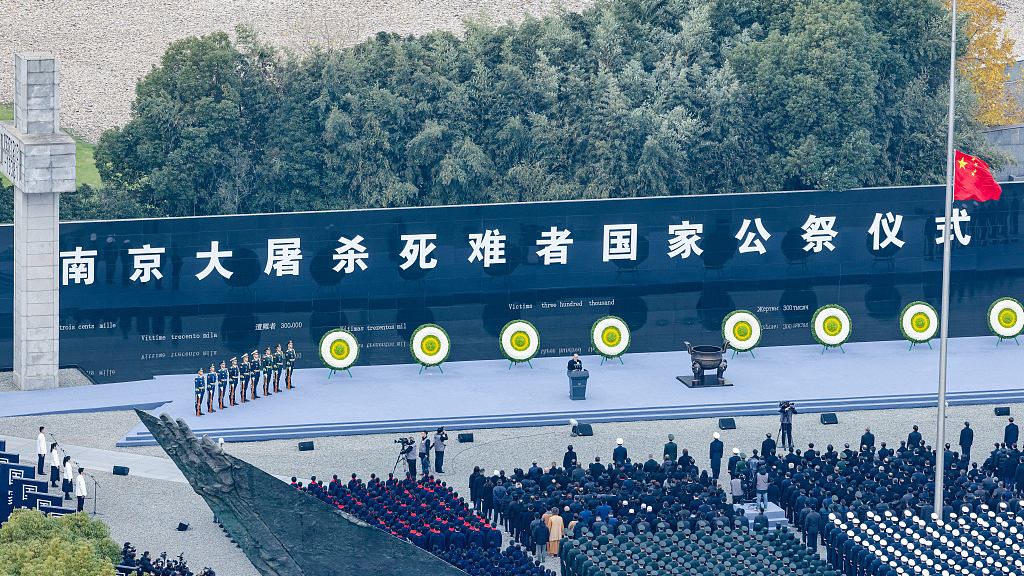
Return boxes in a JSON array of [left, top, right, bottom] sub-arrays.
[[954, 150, 1002, 202]]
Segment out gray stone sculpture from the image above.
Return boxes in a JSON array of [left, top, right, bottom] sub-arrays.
[[134, 409, 467, 576]]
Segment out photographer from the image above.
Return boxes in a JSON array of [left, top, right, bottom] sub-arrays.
[[779, 401, 797, 451], [433, 427, 448, 474]]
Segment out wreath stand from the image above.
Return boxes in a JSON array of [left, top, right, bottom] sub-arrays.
[[599, 356, 624, 365], [821, 345, 845, 355], [996, 337, 1020, 346], [328, 369, 353, 379], [908, 341, 933, 351], [419, 364, 444, 374], [508, 360, 533, 369]]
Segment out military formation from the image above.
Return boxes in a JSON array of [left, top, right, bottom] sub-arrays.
[[194, 341, 296, 416]]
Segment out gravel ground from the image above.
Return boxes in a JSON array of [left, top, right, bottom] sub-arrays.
[[90, 469, 261, 576], [0, 0, 592, 143], [4, 400, 1023, 575], [0, 368, 95, 393]]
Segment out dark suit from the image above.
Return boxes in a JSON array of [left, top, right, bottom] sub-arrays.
[[1006, 423, 1019, 446], [959, 426, 974, 461], [567, 359, 582, 372]]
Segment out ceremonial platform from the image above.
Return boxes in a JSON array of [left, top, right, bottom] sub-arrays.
[[0, 335, 1020, 446]]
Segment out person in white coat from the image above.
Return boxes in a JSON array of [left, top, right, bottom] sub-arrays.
[[49, 443, 60, 488], [74, 467, 87, 512], [62, 456, 74, 500], [36, 426, 47, 475]]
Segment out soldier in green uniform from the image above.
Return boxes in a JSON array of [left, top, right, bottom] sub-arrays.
[[284, 341, 296, 389], [262, 348, 274, 396], [205, 364, 218, 413], [217, 361, 229, 410], [239, 354, 250, 403], [195, 368, 205, 416], [228, 357, 240, 406], [273, 344, 284, 392], [250, 349, 261, 399]]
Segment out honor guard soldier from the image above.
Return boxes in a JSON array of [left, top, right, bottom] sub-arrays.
[[228, 358, 240, 406], [250, 349, 261, 399], [239, 354, 250, 403], [262, 348, 274, 396], [273, 344, 284, 392], [195, 369, 206, 416], [284, 341, 296, 389], [205, 365, 218, 413], [217, 361, 229, 410]]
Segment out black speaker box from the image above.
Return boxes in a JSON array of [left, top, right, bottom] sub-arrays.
[[718, 418, 736, 430], [575, 423, 594, 436], [0, 440, 5, 452], [113, 465, 130, 476], [457, 433, 474, 443], [820, 413, 839, 425], [177, 521, 190, 532], [995, 407, 1010, 416], [298, 441, 314, 451]]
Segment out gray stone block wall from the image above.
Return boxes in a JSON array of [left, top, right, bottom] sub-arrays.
[[986, 124, 1024, 182]]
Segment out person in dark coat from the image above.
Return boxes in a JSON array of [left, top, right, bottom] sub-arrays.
[[1005, 417, 1019, 446], [663, 434, 677, 462], [710, 433, 724, 481], [907, 425, 922, 447], [563, 445, 577, 469], [612, 439, 627, 465], [860, 428, 874, 450], [959, 421, 974, 463], [761, 433, 776, 457]]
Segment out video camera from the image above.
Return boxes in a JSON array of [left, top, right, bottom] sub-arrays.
[[394, 437, 414, 446], [779, 401, 796, 413]]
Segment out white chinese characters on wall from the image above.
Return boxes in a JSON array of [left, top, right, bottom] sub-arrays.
[[57, 210, 974, 286]]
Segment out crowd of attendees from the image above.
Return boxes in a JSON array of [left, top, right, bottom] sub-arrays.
[[290, 472, 553, 576], [116, 542, 214, 576], [268, 417, 1024, 576]]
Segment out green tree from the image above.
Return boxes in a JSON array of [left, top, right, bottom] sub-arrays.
[[0, 509, 120, 576]]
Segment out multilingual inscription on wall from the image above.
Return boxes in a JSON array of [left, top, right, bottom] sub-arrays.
[[0, 183, 1019, 383]]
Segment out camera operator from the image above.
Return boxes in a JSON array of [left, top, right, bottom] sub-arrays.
[[433, 427, 448, 474], [779, 401, 797, 450], [396, 437, 416, 476]]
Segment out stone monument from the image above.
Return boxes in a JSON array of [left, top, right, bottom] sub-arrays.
[[135, 409, 468, 576], [0, 53, 75, 390]]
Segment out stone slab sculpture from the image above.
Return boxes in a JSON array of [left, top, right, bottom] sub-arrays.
[[134, 409, 468, 576]]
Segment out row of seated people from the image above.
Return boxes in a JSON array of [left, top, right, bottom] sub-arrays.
[[116, 541, 215, 576], [558, 520, 838, 576], [822, 508, 1022, 576], [290, 472, 554, 576]]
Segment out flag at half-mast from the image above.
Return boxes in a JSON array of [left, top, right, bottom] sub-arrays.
[[953, 150, 1003, 202]]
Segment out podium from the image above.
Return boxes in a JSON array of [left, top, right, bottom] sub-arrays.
[[568, 370, 589, 400]]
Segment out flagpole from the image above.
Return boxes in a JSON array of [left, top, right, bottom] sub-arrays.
[[935, 0, 957, 519]]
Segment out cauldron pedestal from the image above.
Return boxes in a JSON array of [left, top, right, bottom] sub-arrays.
[[676, 374, 734, 388]]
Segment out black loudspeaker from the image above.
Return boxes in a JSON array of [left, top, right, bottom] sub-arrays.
[[0, 440, 5, 452], [820, 413, 839, 425], [298, 441, 314, 451], [575, 423, 594, 436], [177, 521, 190, 532], [995, 407, 1010, 416], [113, 465, 130, 476], [457, 433, 474, 443], [718, 418, 736, 430]]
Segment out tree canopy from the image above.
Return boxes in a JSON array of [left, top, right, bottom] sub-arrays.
[[88, 0, 1009, 219], [0, 510, 120, 576]]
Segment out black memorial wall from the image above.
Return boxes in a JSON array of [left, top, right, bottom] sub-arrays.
[[0, 183, 1019, 383]]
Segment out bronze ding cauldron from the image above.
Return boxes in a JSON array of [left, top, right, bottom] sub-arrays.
[[684, 341, 729, 386]]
